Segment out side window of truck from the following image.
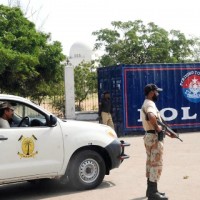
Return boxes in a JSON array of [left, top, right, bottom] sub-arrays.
[[12, 103, 47, 127]]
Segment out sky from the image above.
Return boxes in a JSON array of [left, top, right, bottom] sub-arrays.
[[1, 0, 200, 56]]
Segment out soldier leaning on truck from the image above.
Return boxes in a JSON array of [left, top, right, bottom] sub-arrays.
[[141, 84, 175, 200], [98, 91, 114, 130]]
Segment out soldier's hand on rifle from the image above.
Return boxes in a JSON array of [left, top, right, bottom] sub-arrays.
[[156, 125, 163, 132], [166, 132, 176, 138]]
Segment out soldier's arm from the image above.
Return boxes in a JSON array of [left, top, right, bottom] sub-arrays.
[[147, 112, 162, 132]]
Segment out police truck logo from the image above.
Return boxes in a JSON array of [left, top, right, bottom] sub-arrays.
[[180, 71, 200, 103], [18, 135, 38, 158]]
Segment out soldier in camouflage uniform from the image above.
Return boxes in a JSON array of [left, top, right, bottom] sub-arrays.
[[141, 84, 169, 200]]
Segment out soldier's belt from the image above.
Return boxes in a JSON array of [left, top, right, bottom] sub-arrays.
[[146, 130, 156, 134]]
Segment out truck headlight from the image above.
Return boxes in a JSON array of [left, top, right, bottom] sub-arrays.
[[106, 129, 117, 138]]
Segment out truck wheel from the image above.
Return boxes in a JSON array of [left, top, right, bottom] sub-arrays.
[[68, 150, 106, 190]]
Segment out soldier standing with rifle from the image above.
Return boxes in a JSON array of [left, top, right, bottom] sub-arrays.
[[141, 84, 176, 200]]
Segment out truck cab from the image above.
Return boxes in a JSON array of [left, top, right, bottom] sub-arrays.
[[0, 94, 129, 190]]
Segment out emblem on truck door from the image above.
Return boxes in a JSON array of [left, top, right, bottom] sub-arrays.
[[18, 135, 38, 158]]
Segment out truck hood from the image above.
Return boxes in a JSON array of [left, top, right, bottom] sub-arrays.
[[58, 119, 118, 139]]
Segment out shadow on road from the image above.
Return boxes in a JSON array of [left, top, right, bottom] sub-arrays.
[[0, 180, 115, 200], [130, 197, 147, 200]]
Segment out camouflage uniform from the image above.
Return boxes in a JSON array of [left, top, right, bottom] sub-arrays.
[[142, 99, 164, 182], [144, 133, 163, 182]]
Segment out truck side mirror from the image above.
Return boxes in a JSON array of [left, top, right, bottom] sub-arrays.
[[49, 115, 57, 127]]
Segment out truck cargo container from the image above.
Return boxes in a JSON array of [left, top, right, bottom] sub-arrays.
[[97, 63, 200, 136]]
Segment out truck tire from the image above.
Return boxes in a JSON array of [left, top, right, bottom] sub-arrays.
[[68, 150, 106, 190]]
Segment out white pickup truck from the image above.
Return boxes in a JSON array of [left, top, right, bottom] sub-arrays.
[[0, 94, 129, 190]]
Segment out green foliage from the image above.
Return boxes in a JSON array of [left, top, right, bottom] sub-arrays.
[[189, 36, 200, 62], [93, 20, 199, 66], [0, 5, 66, 101], [74, 62, 97, 110]]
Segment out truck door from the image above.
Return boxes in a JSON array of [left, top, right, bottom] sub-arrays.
[[0, 102, 64, 180]]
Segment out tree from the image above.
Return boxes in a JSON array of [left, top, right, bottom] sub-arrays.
[[74, 62, 97, 111], [190, 36, 200, 62], [0, 5, 66, 101], [92, 20, 198, 66]]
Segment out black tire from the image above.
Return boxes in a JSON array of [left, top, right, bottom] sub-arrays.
[[68, 150, 106, 190]]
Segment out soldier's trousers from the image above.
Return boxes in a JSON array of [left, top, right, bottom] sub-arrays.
[[101, 112, 114, 130], [144, 133, 164, 182]]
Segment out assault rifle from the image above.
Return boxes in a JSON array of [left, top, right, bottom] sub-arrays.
[[157, 120, 183, 142]]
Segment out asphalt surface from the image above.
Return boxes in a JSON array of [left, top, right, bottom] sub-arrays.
[[0, 132, 199, 200]]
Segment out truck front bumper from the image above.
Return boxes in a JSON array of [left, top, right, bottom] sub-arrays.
[[105, 139, 130, 169]]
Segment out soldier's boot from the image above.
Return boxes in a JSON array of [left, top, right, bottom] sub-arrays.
[[146, 179, 165, 197], [148, 181, 168, 200]]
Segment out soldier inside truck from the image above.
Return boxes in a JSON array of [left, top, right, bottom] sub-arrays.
[[0, 101, 46, 128]]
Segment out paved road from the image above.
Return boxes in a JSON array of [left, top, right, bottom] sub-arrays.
[[0, 132, 199, 200]]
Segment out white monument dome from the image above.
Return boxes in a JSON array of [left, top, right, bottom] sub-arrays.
[[69, 42, 93, 67]]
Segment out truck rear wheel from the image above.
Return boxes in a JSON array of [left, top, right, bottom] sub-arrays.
[[68, 150, 106, 190]]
